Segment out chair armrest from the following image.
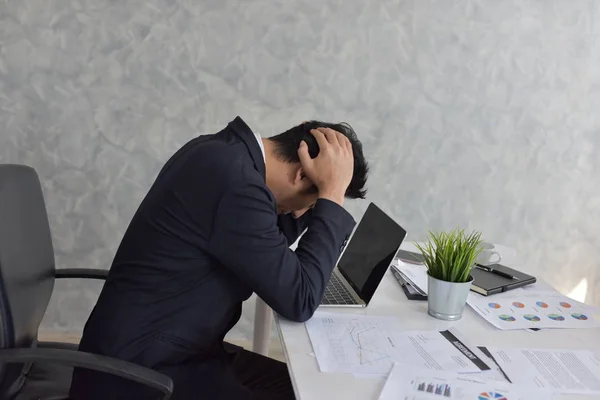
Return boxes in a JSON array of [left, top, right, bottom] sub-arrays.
[[0, 348, 173, 400], [55, 268, 109, 280]]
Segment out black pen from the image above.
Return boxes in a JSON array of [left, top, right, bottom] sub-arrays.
[[475, 265, 518, 280], [392, 269, 408, 287], [391, 266, 427, 296]]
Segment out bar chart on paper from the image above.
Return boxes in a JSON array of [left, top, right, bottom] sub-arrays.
[[416, 380, 452, 397], [378, 364, 540, 400]]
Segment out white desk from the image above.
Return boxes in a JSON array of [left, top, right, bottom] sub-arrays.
[[253, 244, 523, 356], [274, 245, 600, 400]]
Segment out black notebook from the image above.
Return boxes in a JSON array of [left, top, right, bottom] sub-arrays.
[[396, 250, 537, 296], [471, 264, 536, 296]]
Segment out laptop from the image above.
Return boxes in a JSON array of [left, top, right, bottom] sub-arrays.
[[320, 202, 407, 307]]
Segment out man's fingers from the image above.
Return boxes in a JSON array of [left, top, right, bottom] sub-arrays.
[[310, 129, 329, 150], [335, 132, 350, 152], [344, 136, 353, 154], [317, 128, 341, 146], [297, 140, 312, 166], [311, 127, 349, 153]]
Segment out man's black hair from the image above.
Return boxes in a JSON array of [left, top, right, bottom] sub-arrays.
[[269, 121, 369, 199]]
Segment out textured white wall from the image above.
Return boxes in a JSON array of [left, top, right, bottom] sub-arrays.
[[0, 0, 599, 340]]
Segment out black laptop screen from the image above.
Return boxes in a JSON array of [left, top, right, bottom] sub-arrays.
[[337, 203, 407, 304]]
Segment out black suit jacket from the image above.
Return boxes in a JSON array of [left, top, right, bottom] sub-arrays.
[[70, 117, 355, 399]]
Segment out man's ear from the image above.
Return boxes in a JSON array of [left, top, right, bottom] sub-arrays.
[[293, 166, 312, 189], [292, 166, 304, 185]]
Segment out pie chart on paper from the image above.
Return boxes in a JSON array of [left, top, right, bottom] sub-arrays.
[[523, 314, 540, 322], [548, 313, 565, 321], [498, 315, 516, 322], [478, 391, 508, 400], [571, 313, 588, 320]]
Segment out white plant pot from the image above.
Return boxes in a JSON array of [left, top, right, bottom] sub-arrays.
[[427, 273, 473, 321]]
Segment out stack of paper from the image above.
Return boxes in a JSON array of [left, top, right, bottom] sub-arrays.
[[467, 287, 600, 330], [375, 345, 600, 398], [392, 259, 428, 294], [305, 312, 491, 376], [378, 363, 544, 400], [305, 314, 600, 398], [483, 347, 600, 396]]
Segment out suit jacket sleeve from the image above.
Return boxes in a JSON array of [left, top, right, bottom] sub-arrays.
[[208, 182, 355, 322], [277, 210, 312, 246]]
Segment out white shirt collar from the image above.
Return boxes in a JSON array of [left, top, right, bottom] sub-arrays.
[[253, 130, 265, 162]]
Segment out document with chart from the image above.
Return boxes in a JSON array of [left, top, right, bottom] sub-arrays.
[[305, 312, 491, 375], [467, 290, 600, 330], [378, 364, 542, 400]]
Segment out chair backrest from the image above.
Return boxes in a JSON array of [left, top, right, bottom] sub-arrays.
[[0, 164, 56, 396]]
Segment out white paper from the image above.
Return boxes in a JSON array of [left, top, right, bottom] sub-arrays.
[[467, 290, 600, 330], [379, 363, 548, 400], [305, 312, 491, 375], [487, 347, 600, 395], [393, 260, 429, 294]]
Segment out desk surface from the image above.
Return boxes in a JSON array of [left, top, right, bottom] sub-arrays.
[[276, 244, 600, 400]]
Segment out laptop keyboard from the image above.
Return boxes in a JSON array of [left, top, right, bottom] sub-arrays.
[[322, 272, 358, 305]]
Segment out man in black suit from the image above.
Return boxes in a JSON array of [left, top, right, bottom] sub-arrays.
[[70, 117, 369, 399]]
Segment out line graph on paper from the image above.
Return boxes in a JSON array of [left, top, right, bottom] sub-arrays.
[[307, 313, 489, 376], [349, 325, 390, 365], [313, 317, 396, 374]]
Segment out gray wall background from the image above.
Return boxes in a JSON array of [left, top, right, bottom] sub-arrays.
[[1, 0, 599, 341]]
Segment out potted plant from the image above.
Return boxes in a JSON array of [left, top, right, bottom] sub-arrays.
[[415, 229, 483, 321]]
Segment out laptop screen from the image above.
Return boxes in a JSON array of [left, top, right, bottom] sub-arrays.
[[337, 203, 407, 304]]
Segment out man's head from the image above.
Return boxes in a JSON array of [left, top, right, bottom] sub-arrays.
[[263, 121, 369, 217]]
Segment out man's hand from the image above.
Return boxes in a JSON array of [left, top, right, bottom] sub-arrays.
[[297, 128, 354, 206]]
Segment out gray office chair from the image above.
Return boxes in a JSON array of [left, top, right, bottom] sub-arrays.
[[0, 164, 173, 400]]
